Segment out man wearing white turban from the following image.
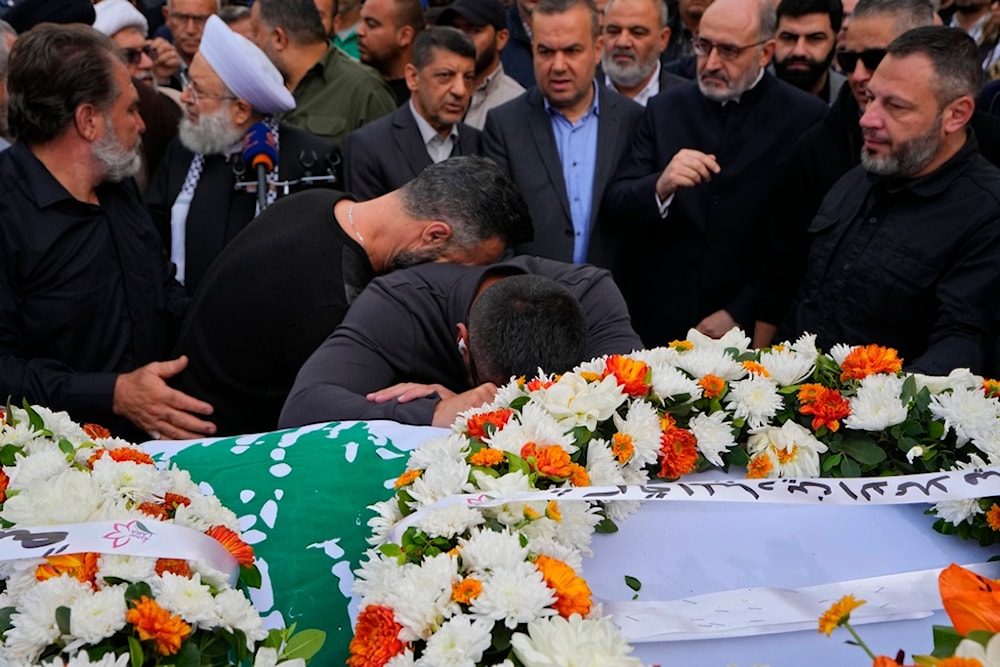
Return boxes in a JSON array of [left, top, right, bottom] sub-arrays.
[[146, 16, 339, 296]]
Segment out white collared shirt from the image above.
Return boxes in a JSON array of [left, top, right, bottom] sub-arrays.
[[409, 99, 459, 164]]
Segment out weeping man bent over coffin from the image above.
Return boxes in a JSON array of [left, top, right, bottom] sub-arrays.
[[146, 15, 338, 296]]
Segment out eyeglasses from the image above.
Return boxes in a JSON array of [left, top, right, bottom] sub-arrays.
[[691, 36, 769, 61], [168, 11, 211, 27], [835, 48, 886, 73], [179, 71, 238, 105], [121, 45, 157, 66]]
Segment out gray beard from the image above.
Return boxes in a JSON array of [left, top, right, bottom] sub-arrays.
[[92, 122, 143, 183], [602, 50, 658, 89], [179, 106, 244, 155], [861, 117, 941, 178]]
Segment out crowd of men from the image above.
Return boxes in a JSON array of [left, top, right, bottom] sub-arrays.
[[2, 0, 1000, 441]]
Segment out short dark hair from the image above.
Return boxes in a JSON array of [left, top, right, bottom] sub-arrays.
[[886, 26, 982, 105], [8, 23, 122, 145], [776, 0, 843, 33], [255, 0, 328, 45], [852, 0, 934, 34], [412, 26, 476, 68], [400, 155, 534, 253], [534, 0, 601, 40], [468, 274, 587, 384], [221, 4, 252, 24], [393, 0, 428, 35]]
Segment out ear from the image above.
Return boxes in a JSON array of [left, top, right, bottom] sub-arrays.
[[162, 4, 169, 21], [758, 38, 776, 67], [230, 99, 256, 128], [658, 26, 671, 52], [405, 62, 419, 92], [495, 27, 510, 51], [594, 33, 604, 57], [942, 94, 975, 135], [421, 221, 453, 246], [272, 26, 290, 51], [398, 24, 415, 48], [74, 103, 102, 142]]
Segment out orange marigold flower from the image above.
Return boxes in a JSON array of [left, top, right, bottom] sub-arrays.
[[546, 500, 562, 522], [206, 525, 255, 567], [127, 596, 191, 656], [660, 414, 677, 430], [162, 493, 191, 509], [936, 658, 983, 667], [568, 463, 590, 487], [603, 355, 650, 397], [988, 504, 1000, 532], [747, 455, 773, 479], [138, 502, 169, 520], [524, 505, 542, 520], [579, 371, 602, 382], [657, 426, 698, 480], [742, 360, 770, 377], [818, 595, 865, 636], [82, 423, 111, 440], [797, 383, 825, 404], [526, 378, 555, 391], [394, 469, 422, 489], [984, 379, 1000, 399], [840, 344, 903, 381], [520, 442, 539, 460], [466, 409, 515, 440], [698, 375, 726, 399], [0, 468, 8, 504], [348, 605, 408, 667], [469, 448, 505, 467], [452, 577, 483, 605], [36, 552, 99, 587], [155, 558, 192, 578], [536, 445, 574, 479], [535, 554, 593, 618], [109, 447, 155, 465], [669, 340, 693, 351], [798, 386, 851, 432], [611, 433, 634, 464]]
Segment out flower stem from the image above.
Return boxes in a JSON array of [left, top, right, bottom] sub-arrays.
[[844, 622, 876, 659]]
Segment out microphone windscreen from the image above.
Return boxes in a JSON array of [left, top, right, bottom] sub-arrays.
[[242, 122, 278, 172]]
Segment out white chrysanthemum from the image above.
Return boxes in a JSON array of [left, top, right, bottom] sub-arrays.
[[970, 424, 1000, 464], [418, 615, 493, 667], [153, 571, 217, 626], [747, 421, 828, 478], [384, 552, 460, 641], [510, 613, 644, 667], [470, 561, 555, 629], [159, 466, 204, 499], [757, 345, 815, 386], [486, 403, 577, 456], [416, 504, 485, 540], [932, 454, 990, 525], [0, 420, 47, 450], [5, 445, 70, 491], [10, 405, 88, 444], [66, 586, 128, 647], [491, 380, 530, 409], [612, 400, 665, 470], [174, 493, 240, 533], [215, 588, 268, 644], [459, 527, 530, 574], [789, 332, 818, 360], [522, 501, 601, 556], [688, 410, 737, 467], [386, 649, 418, 667], [673, 347, 746, 381], [911, 368, 983, 394], [645, 365, 703, 404], [687, 327, 752, 354], [829, 343, 856, 366], [472, 470, 534, 527], [954, 632, 1000, 666], [843, 374, 908, 431], [1, 467, 105, 526], [366, 498, 403, 546], [41, 653, 130, 667], [930, 387, 1000, 445], [0, 559, 47, 603], [96, 554, 157, 584], [407, 458, 473, 509], [188, 560, 231, 591], [408, 433, 471, 471], [528, 373, 627, 431], [91, 456, 169, 504], [586, 440, 627, 487], [724, 376, 783, 429], [527, 537, 584, 574], [353, 552, 406, 602], [5, 576, 92, 661], [629, 346, 680, 369]]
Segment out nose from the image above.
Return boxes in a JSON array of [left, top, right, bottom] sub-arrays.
[[704, 45, 724, 70], [139, 51, 154, 69], [136, 113, 147, 136], [791, 36, 809, 57], [858, 100, 881, 130], [552, 50, 567, 71], [180, 85, 194, 106]]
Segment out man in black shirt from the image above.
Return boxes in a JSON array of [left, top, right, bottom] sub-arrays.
[[0, 24, 215, 440], [782, 27, 1000, 375]]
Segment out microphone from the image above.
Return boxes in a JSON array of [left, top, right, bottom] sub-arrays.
[[242, 121, 278, 212]]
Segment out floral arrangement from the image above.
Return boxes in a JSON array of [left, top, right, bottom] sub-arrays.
[[821, 563, 1000, 666], [0, 403, 324, 666], [349, 328, 1000, 666]]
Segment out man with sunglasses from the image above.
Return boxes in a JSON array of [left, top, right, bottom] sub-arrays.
[[602, 0, 826, 349]]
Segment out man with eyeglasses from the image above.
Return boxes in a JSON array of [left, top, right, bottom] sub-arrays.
[[146, 16, 338, 297], [162, 0, 219, 72], [602, 0, 826, 349]]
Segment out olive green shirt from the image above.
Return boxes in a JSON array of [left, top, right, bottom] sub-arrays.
[[280, 46, 396, 149]]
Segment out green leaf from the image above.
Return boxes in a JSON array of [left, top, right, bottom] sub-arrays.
[[21, 400, 44, 433], [625, 575, 642, 592], [506, 452, 531, 476], [57, 438, 75, 456], [0, 606, 15, 636], [929, 624, 964, 657], [839, 438, 887, 466], [262, 628, 287, 651], [928, 420, 946, 440], [124, 581, 153, 605], [0, 444, 21, 467], [594, 517, 619, 534], [169, 638, 201, 667], [281, 629, 327, 662], [901, 374, 918, 404], [839, 456, 861, 477], [128, 635, 144, 667], [379, 543, 402, 557], [821, 452, 842, 472], [240, 563, 262, 589], [55, 606, 71, 635]]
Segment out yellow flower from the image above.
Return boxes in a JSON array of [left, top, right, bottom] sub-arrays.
[[987, 503, 1000, 532], [818, 595, 865, 636], [394, 469, 422, 489]]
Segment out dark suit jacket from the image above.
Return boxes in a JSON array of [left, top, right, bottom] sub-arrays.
[[342, 104, 482, 201], [595, 63, 687, 100], [146, 123, 339, 296], [602, 74, 827, 347], [500, 4, 535, 89], [481, 84, 644, 271]]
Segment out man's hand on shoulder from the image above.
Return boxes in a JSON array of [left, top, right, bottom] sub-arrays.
[[656, 149, 721, 200], [431, 384, 498, 428], [113, 356, 216, 440]]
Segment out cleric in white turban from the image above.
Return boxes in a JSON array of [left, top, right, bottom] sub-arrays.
[[93, 0, 148, 39]]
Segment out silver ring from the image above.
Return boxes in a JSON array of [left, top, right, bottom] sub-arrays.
[[149, 430, 161, 440]]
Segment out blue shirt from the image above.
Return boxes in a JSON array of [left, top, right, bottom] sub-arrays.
[[545, 83, 600, 264]]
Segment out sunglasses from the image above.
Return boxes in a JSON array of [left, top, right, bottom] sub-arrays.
[[122, 45, 157, 66], [835, 48, 886, 73]]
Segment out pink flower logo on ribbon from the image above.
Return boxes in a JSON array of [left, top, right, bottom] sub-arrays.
[[103, 520, 154, 548]]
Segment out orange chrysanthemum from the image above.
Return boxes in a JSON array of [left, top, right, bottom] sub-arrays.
[[82, 423, 111, 440], [466, 409, 515, 439], [797, 383, 825, 404], [747, 454, 773, 479], [988, 504, 1000, 532], [536, 446, 574, 479], [742, 360, 770, 377], [36, 552, 99, 586], [520, 442, 539, 460], [818, 594, 866, 636], [603, 355, 650, 397], [162, 493, 191, 509], [668, 340, 693, 351], [127, 596, 191, 656], [579, 371, 602, 382], [611, 433, 635, 464], [155, 558, 192, 578], [936, 658, 983, 667], [526, 378, 556, 391], [394, 469, 422, 489], [88, 447, 155, 468], [567, 463, 589, 487], [657, 421, 698, 480], [138, 502, 169, 520], [546, 500, 562, 522], [535, 554, 593, 618], [0, 468, 9, 505], [984, 379, 1000, 398], [840, 344, 903, 381], [798, 385, 851, 432], [523, 505, 542, 520], [939, 563, 1000, 635], [452, 577, 483, 605], [469, 448, 505, 467], [348, 605, 408, 667], [698, 374, 726, 399], [206, 525, 255, 567]]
